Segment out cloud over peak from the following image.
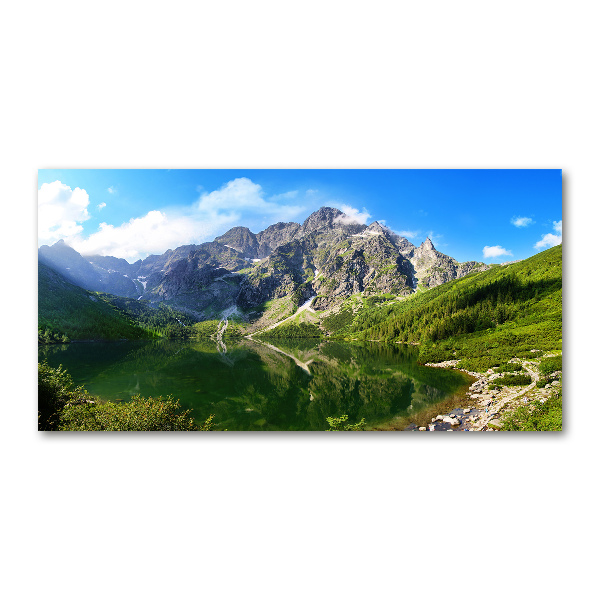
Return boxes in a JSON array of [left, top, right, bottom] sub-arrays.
[[333, 204, 371, 225]]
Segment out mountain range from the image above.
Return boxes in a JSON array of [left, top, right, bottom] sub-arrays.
[[38, 206, 489, 326]]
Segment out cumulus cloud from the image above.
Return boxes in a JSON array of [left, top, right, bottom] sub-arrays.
[[483, 245, 513, 258], [42, 177, 309, 261], [334, 204, 371, 225], [511, 216, 534, 227], [71, 210, 239, 259], [197, 177, 304, 222], [38, 180, 91, 245], [534, 220, 562, 249]]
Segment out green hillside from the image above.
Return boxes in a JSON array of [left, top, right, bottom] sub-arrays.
[[38, 263, 158, 342], [334, 245, 562, 372]]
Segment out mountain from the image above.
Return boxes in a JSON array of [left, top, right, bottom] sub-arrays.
[[39, 240, 140, 298], [37, 207, 488, 325], [332, 244, 562, 372], [38, 262, 154, 341], [38, 262, 198, 342]]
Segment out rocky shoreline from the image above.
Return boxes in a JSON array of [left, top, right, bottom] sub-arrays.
[[405, 354, 562, 431]]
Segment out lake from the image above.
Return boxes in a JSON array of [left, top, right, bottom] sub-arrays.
[[38, 338, 472, 431]]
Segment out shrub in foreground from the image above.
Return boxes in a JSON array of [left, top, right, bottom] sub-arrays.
[[38, 361, 93, 431], [39, 362, 214, 431], [60, 395, 205, 431]]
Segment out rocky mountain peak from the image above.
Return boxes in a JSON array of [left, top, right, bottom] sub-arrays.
[[215, 226, 259, 257], [365, 221, 388, 235], [421, 237, 435, 251], [301, 207, 344, 233]]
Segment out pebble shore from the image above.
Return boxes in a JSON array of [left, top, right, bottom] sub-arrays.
[[405, 354, 561, 431]]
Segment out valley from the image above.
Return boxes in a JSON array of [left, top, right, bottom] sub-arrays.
[[38, 206, 562, 431]]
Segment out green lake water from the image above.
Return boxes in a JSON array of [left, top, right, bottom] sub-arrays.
[[38, 338, 471, 431]]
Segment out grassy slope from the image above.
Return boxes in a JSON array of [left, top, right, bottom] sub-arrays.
[[332, 245, 562, 372], [39, 263, 157, 341]]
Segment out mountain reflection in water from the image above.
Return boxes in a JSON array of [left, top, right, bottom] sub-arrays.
[[39, 338, 471, 431]]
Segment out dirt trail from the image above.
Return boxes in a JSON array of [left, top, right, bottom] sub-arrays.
[[470, 361, 539, 430]]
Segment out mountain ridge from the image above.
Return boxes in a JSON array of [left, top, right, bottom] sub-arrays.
[[38, 206, 489, 325]]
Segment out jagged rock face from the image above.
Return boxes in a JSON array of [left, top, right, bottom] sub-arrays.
[[136, 244, 202, 277], [238, 239, 309, 309], [238, 218, 418, 311], [300, 206, 367, 237], [402, 238, 487, 289], [255, 222, 301, 258], [144, 243, 248, 306], [87, 255, 141, 279], [300, 206, 344, 234], [39, 240, 139, 298], [215, 227, 259, 258], [310, 226, 415, 309]]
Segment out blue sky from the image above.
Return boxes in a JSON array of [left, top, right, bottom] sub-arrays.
[[38, 169, 562, 263]]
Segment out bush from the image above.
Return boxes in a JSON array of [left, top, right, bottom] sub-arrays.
[[539, 355, 562, 376], [40, 362, 214, 431], [536, 375, 561, 388], [59, 395, 206, 431], [501, 389, 562, 431], [493, 373, 532, 386], [38, 361, 93, 431], [457, 356, 503, 373], [494, 362, 523, 373]]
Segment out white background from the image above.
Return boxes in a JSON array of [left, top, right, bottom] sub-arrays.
[[1, 1, 597, 599]]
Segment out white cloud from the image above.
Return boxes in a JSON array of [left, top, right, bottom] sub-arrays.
[[511, 216, 534, 227], [52, 177, 307, 260], [534, 220, 562, 249], [71, 210, 239, 259], [396, 230, 420, 239], [107, 187, 116, 194], [38, 180, 91, 245], [197, 177, 304, 222], [483, 245, 513, 258], [334, 204, 371, 225]]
